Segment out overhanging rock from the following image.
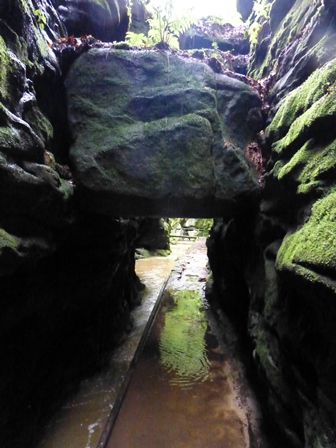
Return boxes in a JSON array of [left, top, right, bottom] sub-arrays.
[[65, 47, 263, 217]]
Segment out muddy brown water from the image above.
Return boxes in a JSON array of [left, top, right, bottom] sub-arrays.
[[105, 239, 266, 448], [37, 242, 194, 448], [38, 239, 267, 448]]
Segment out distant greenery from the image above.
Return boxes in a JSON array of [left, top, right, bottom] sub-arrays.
[[126, 0, 195, 49], [194, 219, 213, 236]]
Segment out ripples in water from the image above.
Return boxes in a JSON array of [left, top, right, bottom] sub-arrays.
[[159, 289, 210, 389]]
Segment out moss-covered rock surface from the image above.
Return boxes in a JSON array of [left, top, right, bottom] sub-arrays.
[[0, 2, 145, 447], [65, 47, 263, 217], [208, 2, 336, 447]]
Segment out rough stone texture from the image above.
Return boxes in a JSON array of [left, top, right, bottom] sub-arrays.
[[0, 0, 72, 275], [4, 1, 336, 447], [136, 218, 170, 251], [54, 0, 130, 42], [236, 0, 254, 22], [180, 20, 249, 56], [208, 1, 336, 447], [248, 0, 336, 104], [0, 2, 143, 446], [65, 47, 263, 217], [0, 214, 141, 448]]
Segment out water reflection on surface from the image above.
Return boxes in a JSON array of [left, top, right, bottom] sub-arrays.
[[107, 239, 250, 448], [37, 242, 193, 448], [159, 289, 210, 388]]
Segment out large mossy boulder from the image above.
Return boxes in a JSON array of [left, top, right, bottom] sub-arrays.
[[65, 47, 263, 217]]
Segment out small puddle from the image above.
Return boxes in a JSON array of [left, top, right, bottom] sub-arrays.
[[106, 239, 263, 448]]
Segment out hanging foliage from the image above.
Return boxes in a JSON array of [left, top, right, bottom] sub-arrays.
[[126, 0, 195, 49]]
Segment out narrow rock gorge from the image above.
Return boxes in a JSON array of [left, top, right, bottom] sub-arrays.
[[0, 0, 335, 447]]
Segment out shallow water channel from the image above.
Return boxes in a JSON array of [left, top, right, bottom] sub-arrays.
[[38, 241, 194, 448], [39, 239, 267, 448], [105, 239, 266, 448]]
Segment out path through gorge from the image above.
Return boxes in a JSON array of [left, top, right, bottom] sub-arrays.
[[39, 239, 268, 448]]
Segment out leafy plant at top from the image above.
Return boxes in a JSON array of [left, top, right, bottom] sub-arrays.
[[245, 0, 271, 45], [126, 0, 195, 49], [34, 9, 47, 30], [252, 0, 271, 18]]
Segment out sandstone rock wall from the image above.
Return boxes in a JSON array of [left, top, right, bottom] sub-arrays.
[[208, 1, 336, 447], [0, 2, 142, 446]]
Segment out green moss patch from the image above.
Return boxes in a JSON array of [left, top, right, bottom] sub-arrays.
[[255, 328, 284, 393], [159, 289, 210, 386], [0, 37, 11, 101], [0, 125, 22, 150], [276, 192, 336, 292], [0, 229, 19, 252], [268, 58, 336, 142], [277, 138, 336, 196], [270, 82, 336, 165], [248, 0, 313, 78]]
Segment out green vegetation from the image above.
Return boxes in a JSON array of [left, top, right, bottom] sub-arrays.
[[0, 125, 21, 151], [245, 0, 270, 45], [126, 0, 195, 49], [33, 9, 47, 30], [159, 289, 210, 386], [277, 138, 336, 197], [0, 37, 11, 100], [266, 59, 336, 196], [254, 327, 287, 398], [276, 192, 336, 292], [267, 59, 336, 142], [0, 228, 19, 251], [272, 87, 336, 157], [248, 0, 318, 79], [194, 219, 213, 236]]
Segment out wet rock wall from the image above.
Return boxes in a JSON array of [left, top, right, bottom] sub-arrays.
[[0, 1, 142, 446], [209, 1, 336, 446]]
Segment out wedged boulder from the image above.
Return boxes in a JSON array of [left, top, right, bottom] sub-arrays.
[[65, 47, 263, 217]]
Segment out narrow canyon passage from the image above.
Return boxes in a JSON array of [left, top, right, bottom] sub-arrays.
[[104, 239, 267, 448], [37, 242, 194, 448]]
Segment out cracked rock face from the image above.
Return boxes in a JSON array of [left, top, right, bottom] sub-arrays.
[[65, 47, 263, 217]]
